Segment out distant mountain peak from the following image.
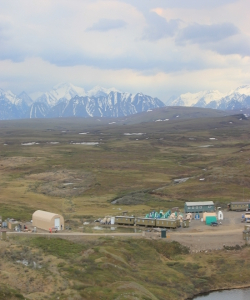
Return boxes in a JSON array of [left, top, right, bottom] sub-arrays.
[[35, 83, 86, 106], [168, 85, 250, 110], [232, 84, 250, 96], [0, 84, 165, 120], [87, 86, 121, 97], [53, 82, 73, 89], [0, 89, 24, 106], [18, 91, 34, 106]]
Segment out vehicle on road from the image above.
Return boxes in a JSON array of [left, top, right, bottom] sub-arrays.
[[211, 222, 218, 226]]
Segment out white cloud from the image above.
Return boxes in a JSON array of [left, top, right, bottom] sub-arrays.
[[0, 0, 250, 100], [1, 54, 250, 103]]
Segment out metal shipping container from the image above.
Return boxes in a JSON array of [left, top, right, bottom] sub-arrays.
[[115, 216, 135, 225], [155, 219, 177, 229], [228, 202, 250, 211], [135, 218, 156, 227]]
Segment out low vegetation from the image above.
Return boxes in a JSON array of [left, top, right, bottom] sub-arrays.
[[1, 112, 250, 221], [1, 108, 250, 298], [1, 236, 250, 299]]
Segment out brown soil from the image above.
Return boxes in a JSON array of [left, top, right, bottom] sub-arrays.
[[168, 210, 246, 251], [0, 157, 39, 169]]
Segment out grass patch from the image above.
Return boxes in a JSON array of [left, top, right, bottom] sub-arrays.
[[4, 235, 250, 300], [147, 240, 190, 258], [0, 284, 25, 300], [25, 237, 86, 259], [0, 204, 34, 221]]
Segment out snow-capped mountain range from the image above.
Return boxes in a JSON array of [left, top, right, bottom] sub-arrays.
[[167, 85, 250, 110], [0, 83, 164, 120], [1, 83, 250, 120]]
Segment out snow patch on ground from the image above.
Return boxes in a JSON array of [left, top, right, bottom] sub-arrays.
[[124, 133, 145, 136], [199, 145, 214, 148], [21, 142, 39, 146], [70, 142, 99, 145], [155, 119, 169, 122]]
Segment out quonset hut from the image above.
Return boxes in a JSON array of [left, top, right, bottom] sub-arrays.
[[32, 210, 64, 231], [184, 201, 215, 213]]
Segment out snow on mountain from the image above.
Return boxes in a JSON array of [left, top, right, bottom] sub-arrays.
[[168, 85, 250, 110], [0, 84, 165, 120], [168, 90, 225, 107], [18, 91, 34, 107], [26, 102, 49, 118], [53, 82, 86, 100], [35, 83, 86, 107], [47, 91, 165, 118], [233, 85, 250, 96], [0, 88, 23, 106], [0, 98, 20, 120], [215, 85, 250, 107], [87, 86, 121, 98], [3, 82, 250, 120]]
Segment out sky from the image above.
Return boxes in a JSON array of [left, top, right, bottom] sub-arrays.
[[0, 0, 250, 102]]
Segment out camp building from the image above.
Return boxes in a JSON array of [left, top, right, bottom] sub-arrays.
[[32, 210, 64, 231], [228, 201, 250, 211], [184, 201, 215, 213]]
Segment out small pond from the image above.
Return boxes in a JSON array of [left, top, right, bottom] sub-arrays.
[[193, 288, 250, 300]]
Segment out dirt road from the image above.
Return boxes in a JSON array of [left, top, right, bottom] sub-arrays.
[[6, 211, 247, 251]]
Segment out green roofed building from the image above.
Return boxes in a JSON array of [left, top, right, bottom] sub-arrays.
[[184, 201, 215, 213]]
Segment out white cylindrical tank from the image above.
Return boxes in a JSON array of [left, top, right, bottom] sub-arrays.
[[218, 210, 223, 220], [111, 217, 115, 225]]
